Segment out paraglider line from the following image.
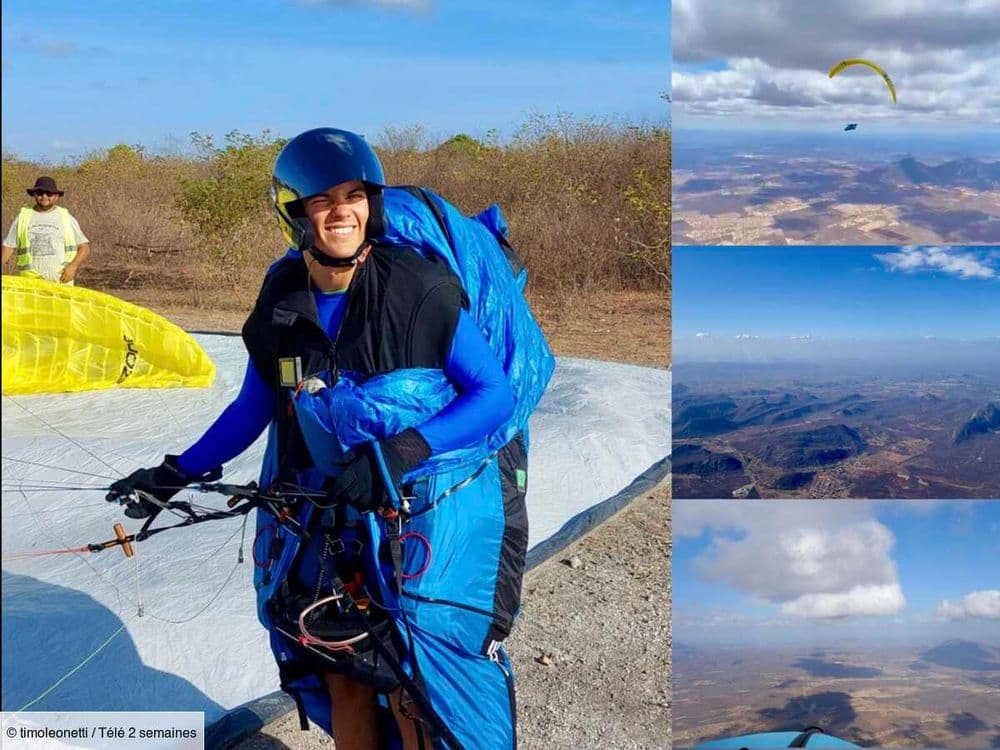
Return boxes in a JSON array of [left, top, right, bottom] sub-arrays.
[[132, 540, 143, 617], [3, 547, 92, 561], [5, 397, 125, 480], [2, 484, 109, 493], [1, 455, 121, 481], [7, 480, 254, 625], [238, 514, 250, 565], [270, 480, 328, 499], [4, 479, 267, 710], [1, 502, 109, 518], [10, 487, 131, 621], [15, 625, 129, 713], [149, 551, 246, 625], [408, 452, 497, 518]]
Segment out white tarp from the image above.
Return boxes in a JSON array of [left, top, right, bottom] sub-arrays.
[[2, 334, 669, 724]]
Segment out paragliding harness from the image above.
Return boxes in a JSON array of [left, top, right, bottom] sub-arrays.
[[256, 470, 466, 750], [264, 501, 406, 696]]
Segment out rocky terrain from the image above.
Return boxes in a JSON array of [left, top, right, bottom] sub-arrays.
[[673, 371, 1000, 499], [673, 156, 1000, 245], [673, 640, 1000, 748]]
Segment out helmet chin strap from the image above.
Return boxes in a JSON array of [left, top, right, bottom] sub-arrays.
[[306, 240, 371, 268]]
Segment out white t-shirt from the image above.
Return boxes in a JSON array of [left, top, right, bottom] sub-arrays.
[[4, 208, 88, 282]]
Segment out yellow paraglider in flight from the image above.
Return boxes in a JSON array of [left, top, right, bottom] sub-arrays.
[[2, 276, 215, 395], [828, 59, 897, 104]]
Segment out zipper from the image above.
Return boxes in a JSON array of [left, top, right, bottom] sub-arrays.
[[493, 648, 517, 750], [409, 453, 497, 518], [401, 590, 497, 621]]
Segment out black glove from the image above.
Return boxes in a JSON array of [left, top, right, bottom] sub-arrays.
[[106, 455, 220, 519], [326, 428, 431, 513]]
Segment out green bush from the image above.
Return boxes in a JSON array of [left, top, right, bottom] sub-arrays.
[[436, 133, 489, 157], [176, 130, 287, 241]]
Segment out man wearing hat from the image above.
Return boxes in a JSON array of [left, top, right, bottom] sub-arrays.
[[2, 176, 91, 284]]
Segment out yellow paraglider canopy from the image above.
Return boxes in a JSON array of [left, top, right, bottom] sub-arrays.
[[828, 58, 897, 104], [2, 276, 215, 395]]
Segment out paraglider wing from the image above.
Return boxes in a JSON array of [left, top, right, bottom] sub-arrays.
[[828, 58, 896, 104], [696, 730, 861, 748], [844, 123, 858, 131], [1, 276, 215, 395]]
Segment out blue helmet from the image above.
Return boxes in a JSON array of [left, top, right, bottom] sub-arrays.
[[271, 127, 386, 252]]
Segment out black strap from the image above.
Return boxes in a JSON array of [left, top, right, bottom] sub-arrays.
[[789, 727, 826, 747], [307, 239, 371, 267], [292, 691, 309, 731], [132, 498, 258, 543], [382, 513, 405, 597], [338, 572, 465, 750]]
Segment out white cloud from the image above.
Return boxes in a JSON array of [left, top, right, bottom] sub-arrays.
[[936, 589, 1000, 619], [734, 333, 757, 340], [677, 502, 906, 620], [782, 583, 906, 619], [672, 0, 1000, 124], [875, 246, 997, 280], [695, 332, 710, 338], [675, 500, 874, 538]]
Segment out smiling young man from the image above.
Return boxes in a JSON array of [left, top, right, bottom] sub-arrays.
[[2, 176, 91, 284], [107, 128, 526, 750]]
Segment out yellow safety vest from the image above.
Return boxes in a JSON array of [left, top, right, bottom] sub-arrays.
[[15, 206, 78, 278]]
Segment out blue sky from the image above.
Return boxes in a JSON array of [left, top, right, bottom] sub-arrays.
[[674, 246, 1000, 341], [1, 0, 670, 162], [673, 500, 1000, 647]]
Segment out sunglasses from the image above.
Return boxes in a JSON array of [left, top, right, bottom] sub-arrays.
[[31, 191, 58, 197]]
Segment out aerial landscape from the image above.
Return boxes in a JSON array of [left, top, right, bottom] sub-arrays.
[[673, 137, 1000, 246], [673, 640, 1000, 749], [673, 363, 1000, 499], [673, 500, 1000, 748], [672, 1, 1000, 246], [673, 245, 1000, 500]]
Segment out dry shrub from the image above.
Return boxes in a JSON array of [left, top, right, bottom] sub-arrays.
[[379, 115, 670, 295], [2, 115, 670, 314], [2, 144, 201, 291]]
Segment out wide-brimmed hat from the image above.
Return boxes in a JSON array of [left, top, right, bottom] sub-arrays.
[[26, 176, 65, 197]]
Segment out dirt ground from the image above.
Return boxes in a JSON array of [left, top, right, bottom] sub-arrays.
[[149, 293, 672, 750]]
